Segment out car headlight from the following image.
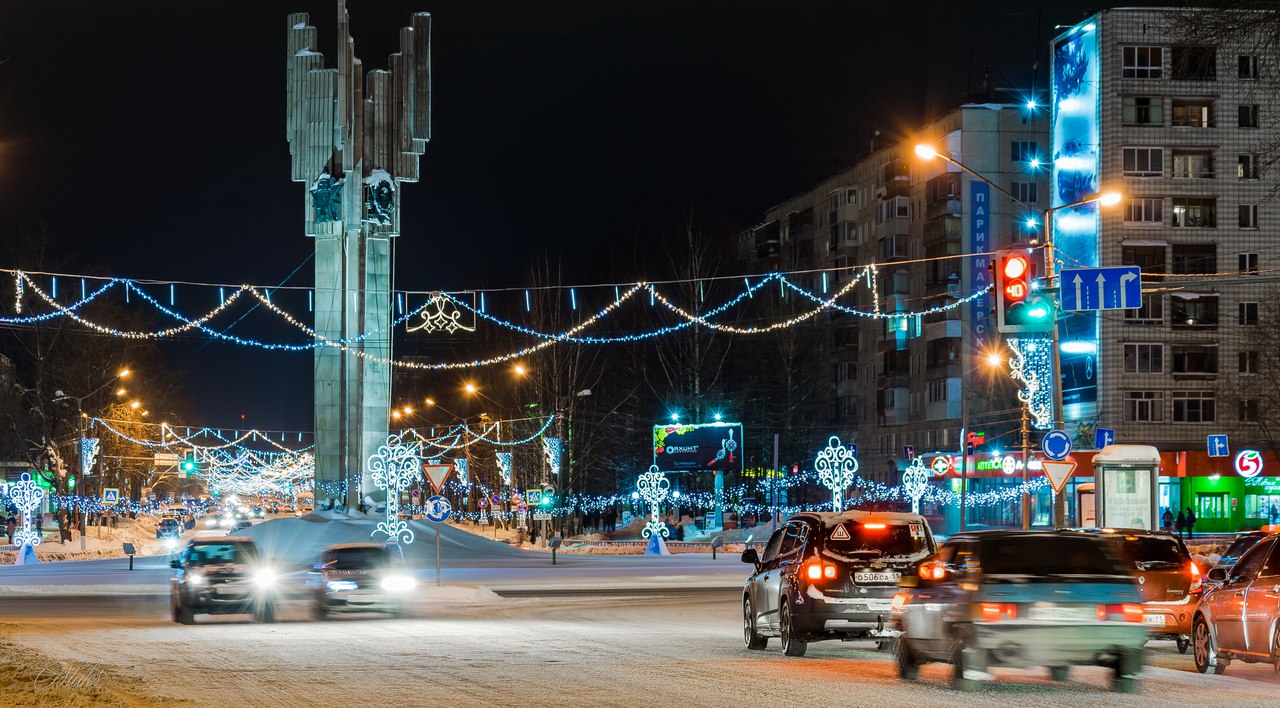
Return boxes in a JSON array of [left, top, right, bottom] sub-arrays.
[[380, 575, 416, 592], [189, 573, 205, 586], [164, 538, 179, 550], [253, 569, 278, 588], [326, 580, 359, 592]]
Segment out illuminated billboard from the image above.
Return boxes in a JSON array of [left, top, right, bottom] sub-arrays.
[[652, 423, 743, 472]]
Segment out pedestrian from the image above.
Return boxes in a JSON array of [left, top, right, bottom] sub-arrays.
[[1175, 508, 1186, 539], [1185, 507, 1196, 540], [4, 513, 13, 545], [1162, 507, 1174, 533], [1271, 504, 1278, 527]]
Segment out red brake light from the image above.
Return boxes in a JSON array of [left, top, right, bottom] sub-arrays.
[[1189, 561, 1203, 593], [1098, 603, 1144, 623], [920, 561, 946, 580], [979, 602, 1016, 621], [806, 562, 823, 581], [805, 561, 837, 581], [863, 522, 887, 530]]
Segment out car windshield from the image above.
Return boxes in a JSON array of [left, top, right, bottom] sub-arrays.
[[1116, 535, 1188, 570], [1221, 535, 1262, 560], [822, 521, 930, 561], [980, 535, 1127, 578], [187, 543, 257, 566], [323, 547, 392, 570]]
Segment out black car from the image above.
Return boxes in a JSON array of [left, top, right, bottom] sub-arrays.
[[170, 537, 279, 624], [741, 510, 936, 657], [308, 543, 416, 618]]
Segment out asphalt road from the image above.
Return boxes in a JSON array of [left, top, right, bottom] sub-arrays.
[[2, 589, 1278, 707]]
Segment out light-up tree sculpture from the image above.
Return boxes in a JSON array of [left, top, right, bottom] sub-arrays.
[[367, 433, 421, 544], [11, 472, 46, 547], [902, 457, 930, 514], [814, 435, 859, 511], [636, 465, 671, 539]]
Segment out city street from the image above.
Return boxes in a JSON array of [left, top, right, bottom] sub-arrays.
[[2, 589, 1278, 707]]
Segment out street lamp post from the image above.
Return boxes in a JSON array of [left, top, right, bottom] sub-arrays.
[[54, 368, 130, 551]]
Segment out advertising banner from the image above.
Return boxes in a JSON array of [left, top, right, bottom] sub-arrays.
[[652, 423, 743, 471]]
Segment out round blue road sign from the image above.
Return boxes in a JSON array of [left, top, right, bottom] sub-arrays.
[[1041, 430, 1072, 461], [424, 495, 452, 523]]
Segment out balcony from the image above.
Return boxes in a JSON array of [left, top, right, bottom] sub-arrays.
[[877, 233, 910, 261]]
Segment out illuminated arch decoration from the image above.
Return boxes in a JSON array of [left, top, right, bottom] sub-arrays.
[[1007, 337, 1053, 429], [814, 435, 859, 511], [405, 292, 475, 334], [495, 452, 513, 486], [636, 465, 671, 539], [11, 473, 46, 547], [902, 457, 930, 514], [367, 433, 421, 544]]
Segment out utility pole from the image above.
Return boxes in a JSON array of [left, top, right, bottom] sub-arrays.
[[1021, 404, 1030, 530], [960, 396, 968, 531], [77, 401, 87, 550], [771, 433, 780, 526]]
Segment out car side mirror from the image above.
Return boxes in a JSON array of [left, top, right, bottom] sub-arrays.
[[169, 559, 181, 569], [1207, 567, 1227, 583], [740, 548, 760, 566]]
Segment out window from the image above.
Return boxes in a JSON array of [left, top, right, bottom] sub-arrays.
[[1124, 343, 1164, 373], [1125, 294, 1164, 323], [1123, 96, 1164, 125], [1125, 391, 1164, 422], [1239, 55, 1259, 79], [1171, 294, 1218, 327], [1171, 197, 1216, 227], [1240, 399, 1260, 422], [1123, 46, 1164, 79], [927, 379, 949, 403], [1123, 245, 1166, 270], [1240, 351, 1260, 374], [1171, 149, 1214, 178], [1173, 391, 1216, 422], [1172, 46, 1217, 80], [878, 196, 909, 222], [1240, 253, 1259, 273], [1239, 154, 1260, 180], [1197, 493, 1231, 522], [1172, 99, 1214, 127], [1124, 198, 1163, 225], [1239, 204, 1259, 229], [1011, 181, 1038, 205], [1123, 147, 1163, 176], [1172, 244, 1216, 274], [1239, 105, 1260, 128], [1011, 141, 1039, 164], [1172, 345, 1218, 374], [1240, 301, 1259, 325]]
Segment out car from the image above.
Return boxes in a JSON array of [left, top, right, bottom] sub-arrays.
[[1191, 532, 1280, 675], [893, 530, 1147, 692], [740, 510, 936, 657], [1214, 531, 1270, 572], [169, 537, 278, 624], [156, 517, 182, 544], [1071, 528, 1201, 654], [227, 519, 254, 534], [308, 543, 416, 619]]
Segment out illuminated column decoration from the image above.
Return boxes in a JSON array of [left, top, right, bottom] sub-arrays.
[[636, 465, 671, 539], [80, 438, 100, 474], [455, 458, 468, 484], [813, 435, 859, 511], [542, 437, 562, 476], [1007, 337, 1053, 429], [902, 457, 930, 514], [495, 452, 513, 486], [366, 434, 421, 544], [11, 472, 46, 547]]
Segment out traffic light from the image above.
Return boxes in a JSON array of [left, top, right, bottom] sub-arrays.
[[180, 457, 196, 473], [540, 483, 555, 506], [995, 250, 1055, 334]]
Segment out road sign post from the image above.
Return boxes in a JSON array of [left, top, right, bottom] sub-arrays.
[[424, 495, 452, 587], [1041, 430, 1072, 461], [1060, 266, 1142, 311]]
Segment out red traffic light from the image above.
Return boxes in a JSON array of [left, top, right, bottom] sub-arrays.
[[1002, 254, 1029, 280]]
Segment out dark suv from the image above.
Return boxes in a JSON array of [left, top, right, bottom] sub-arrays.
[[741, 511, 935, 657], [170, 537, 278, 624], [308, 543, 416, 618]]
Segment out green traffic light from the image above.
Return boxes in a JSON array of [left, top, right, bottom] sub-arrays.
[[68, 477, 76, 489], [540, 496, 553, 506]]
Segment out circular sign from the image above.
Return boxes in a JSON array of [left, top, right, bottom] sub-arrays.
[[489, 494, 502, 506], [517, 503, 528, 512], [511, 493, 523, 505], [1234, 450, 1263, 478], [1041, 430, 1072, 461], [1001, 456, 1018, 475], [424, 495, 452, 523], [930, 457, 950, 477], [477, 497, 489, 508]]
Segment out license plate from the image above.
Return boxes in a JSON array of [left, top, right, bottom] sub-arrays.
[[854, 572, 901, 584], [215, 585, 245, 595], [1143, 613, 1166, 626], [1026, 606, 1094, 622]]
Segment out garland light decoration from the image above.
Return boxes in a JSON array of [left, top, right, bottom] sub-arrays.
[[813, 435, 859, 511], [901, 457, 930, 514], [496, 451, 513, 486], [635, 465, 671, 539], [366, 433, 421, 544], [11, 473, 46, 547], [1007, 337, 1053, 429], [542, 436, 562, 476]]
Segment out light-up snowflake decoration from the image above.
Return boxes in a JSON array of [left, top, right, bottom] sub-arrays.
[[496, 451, 513, 486], [80, 437, 100, 474], [636, 465, 670, 539], [455, 458, 468, 484], [814, 435, 859, 511], [542, 437, 562, 476], [406, 292, 476, 334], [1007, 337, 1053, 429], [902, 457, 930, 514], [367, 433, 421, 544], [11, 472, 45, 547]]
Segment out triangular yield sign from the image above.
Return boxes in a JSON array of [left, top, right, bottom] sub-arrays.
[[422, 464, 452, 493], [830, 524, 851, 541], [1042, 460, 1077, 493]]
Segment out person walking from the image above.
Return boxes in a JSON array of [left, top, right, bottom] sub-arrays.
[[1175, 508, 1186, 539], [1185, 507, 1196, 540], [1162, 507, 1174, 533]]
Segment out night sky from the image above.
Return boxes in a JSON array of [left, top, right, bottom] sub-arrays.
[[0, 0, 1128, 430]]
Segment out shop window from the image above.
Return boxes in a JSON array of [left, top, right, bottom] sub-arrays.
[[1196, 492, 1229, 520]]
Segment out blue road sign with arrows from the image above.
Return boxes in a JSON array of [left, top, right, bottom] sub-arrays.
[[903, 445, 914, 461], [1041, 430, 1072, 461], [1207, 435, 1229, 458], [424, 495, 452, 523], [1095, 428, 1115, 449], [1061, 266, 1142, 311]]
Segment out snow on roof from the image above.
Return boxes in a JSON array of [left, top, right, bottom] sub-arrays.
[[801, 510, 929, 528]]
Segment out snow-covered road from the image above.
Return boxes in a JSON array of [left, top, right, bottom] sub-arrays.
[[2, 590, 1277, 707]]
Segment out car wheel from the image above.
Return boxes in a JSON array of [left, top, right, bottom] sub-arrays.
[[895, 638, 919, 680], [1049, 666, 1069, 682], [1176, 636, 1191, 655], [254, 602, 276, 624], [951, 640, 976, 692], [779, 598, 807, 657], [1193, 616, 1226, 675], [743, 597, 767, 650], [1272, 625, 1280, 676], [172, 594, 195, 625], [1111, 649, 1142, 693]]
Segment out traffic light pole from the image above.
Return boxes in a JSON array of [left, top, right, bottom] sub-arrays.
[[1044, 212, 1067, 528]]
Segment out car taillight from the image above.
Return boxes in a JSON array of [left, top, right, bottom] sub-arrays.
[[1097, 603, 1144, 623], [863, 522, 887, 530], [920, 561, 946, 580], [891, 593, 908, 613], [1189, 561, 1202, 594], [979, 602, 1016, 621], [805, 561, 837, 581]]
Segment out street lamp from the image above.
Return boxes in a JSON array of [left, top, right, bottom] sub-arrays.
[[916, 143, 1121, 526], [53, 367, 130, 551]]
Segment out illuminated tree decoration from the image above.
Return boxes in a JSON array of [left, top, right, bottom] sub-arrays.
[[495, 451, 513, 486], [542, 437, 562, 476], [80, 437, 100, 474], [455, 458, 468, 484], [11, 472, 46, 547], [367, 433, 421, 544], [813, 435, 859, 511], [902, 457, 930, 514], [1007, 337, 1053, 429], [636, 465, 671, 539], [406, 292, 476, 334]]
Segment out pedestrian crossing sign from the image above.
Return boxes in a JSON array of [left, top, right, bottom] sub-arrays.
[[102, 488, 120, 504], [830, 524, 850, 541]]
